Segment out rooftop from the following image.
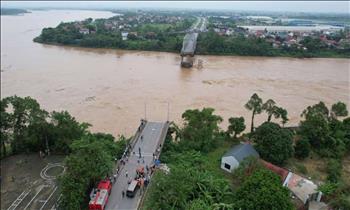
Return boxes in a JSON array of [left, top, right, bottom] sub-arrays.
[[223, 143, 259, 162]]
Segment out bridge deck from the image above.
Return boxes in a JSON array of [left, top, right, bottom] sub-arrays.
[[181, 32, 198, 56], [105, 121, 169, 210]]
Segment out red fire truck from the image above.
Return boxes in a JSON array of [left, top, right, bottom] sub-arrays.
[[89, 179, 112, 210]]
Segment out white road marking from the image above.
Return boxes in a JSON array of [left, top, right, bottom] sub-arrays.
[[40, 186, 58, 210], [7, 189, 31, 210], [23, 185, 46, 210]]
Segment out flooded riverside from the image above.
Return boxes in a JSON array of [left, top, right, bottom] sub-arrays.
[[1, 10, 349, 136]]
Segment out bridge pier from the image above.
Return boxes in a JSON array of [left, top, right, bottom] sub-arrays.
[[181, 55, 194, 68]]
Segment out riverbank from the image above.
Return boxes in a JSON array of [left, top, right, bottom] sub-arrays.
[[33, 39, 350, 58]]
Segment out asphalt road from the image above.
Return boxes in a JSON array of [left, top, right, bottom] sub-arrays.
[[105, 121, 167, 210]]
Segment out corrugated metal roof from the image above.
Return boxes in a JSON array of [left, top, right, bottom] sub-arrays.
[[223, 143, 259, 162], [286, 173, 318, 204]]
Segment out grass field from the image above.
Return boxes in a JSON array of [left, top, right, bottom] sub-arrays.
[[286, 152, 350, 187]]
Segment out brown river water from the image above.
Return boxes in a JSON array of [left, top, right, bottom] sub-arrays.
[[1, 10, 349, 136]]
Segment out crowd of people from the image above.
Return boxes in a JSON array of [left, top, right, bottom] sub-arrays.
[[108, 119, 165, 199]]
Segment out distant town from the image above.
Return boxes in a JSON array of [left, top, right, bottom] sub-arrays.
[[210, 15, 349, 51]]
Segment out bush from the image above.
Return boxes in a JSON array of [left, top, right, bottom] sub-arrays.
[[234, 169, 293, 210], [253, 122, 294, 166], [294, 138, 311, 159], [295, 162, 308, 175], [326, 159, 342, 183], [59, 134, 122, 209]]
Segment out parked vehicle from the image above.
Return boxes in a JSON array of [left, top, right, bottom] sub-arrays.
[[89, 179, 112, 210], [126, 180, 139, 198]]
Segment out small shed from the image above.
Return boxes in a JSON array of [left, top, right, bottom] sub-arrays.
[[221, 143, 259, 172]]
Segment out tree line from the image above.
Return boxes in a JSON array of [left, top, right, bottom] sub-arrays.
[[0, 96, 91, 157]]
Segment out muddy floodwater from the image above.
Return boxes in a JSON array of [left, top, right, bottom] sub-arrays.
[[1, 10, 350, 136]]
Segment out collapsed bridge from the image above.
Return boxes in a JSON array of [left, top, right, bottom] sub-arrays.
[[180, 32, 198, 68]]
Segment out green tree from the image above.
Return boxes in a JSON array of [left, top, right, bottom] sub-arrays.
[[301, 101, 329, 120], [227, 117, 246, 139], [331, 101, 348, 118], [0, 98, 11, 156], [234, 169, 293, 210], [299, 102, 330, 149], [262, 99, 277, 122], [50, 111, 90, 153], [299, 101, 348, 158], [181, 108, 223, 153], [6, 96, 45, 153], [25, 108, 51, 153], [276, 107, 289, 126], [343, 117, 350, 151], [294, 138, 311, 159], [245, 93, 263, 133], [145, 151, 233, 210], [254, 122, 293, 165], [59, 134, 118, 209], [262, 99, 289, 126]]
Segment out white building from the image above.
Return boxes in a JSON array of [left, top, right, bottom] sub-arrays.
[[239, 25, 345, 33], [79, 28, 89, 35], [121, 32, 129, 41], [221, 143, 259, 172], [246, 16, 273, 21]]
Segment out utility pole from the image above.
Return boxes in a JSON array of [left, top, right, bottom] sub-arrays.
[[167, 102, 170, 122], [144, 102, 147, 120]]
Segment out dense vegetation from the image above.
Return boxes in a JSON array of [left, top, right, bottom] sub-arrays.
[[296, 101, 350, 208], [1, 96, 90, 157], [234, 168, 293, 210], [60, 134, 126, 209], [196, 30, 350, 58], [33, 17, 194, 53], [0, 96, 127, 209], [253, 122, 293, 166], [143, 93, 350, 209], [143, 107, 293, 210]]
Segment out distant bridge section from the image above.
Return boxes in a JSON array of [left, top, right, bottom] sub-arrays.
[[180, 17, 206, 68], [181, 32, 198, 56]]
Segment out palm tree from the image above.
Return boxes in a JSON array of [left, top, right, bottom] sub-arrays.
[[262, 99, 278, 122], [277, 107, 289, 127], [245, 93, 263, 133]]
